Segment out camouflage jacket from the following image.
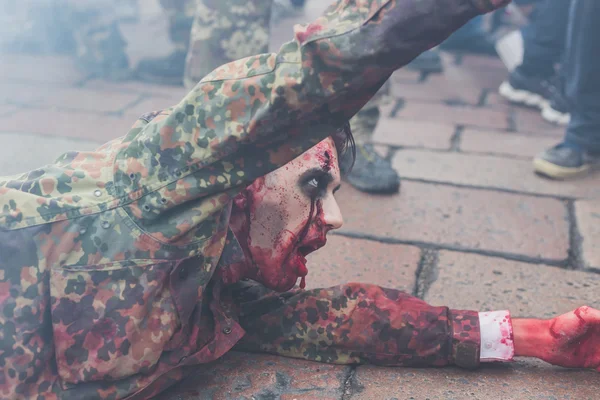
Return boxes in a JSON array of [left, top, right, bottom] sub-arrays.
[[0, 0, 510, 398]]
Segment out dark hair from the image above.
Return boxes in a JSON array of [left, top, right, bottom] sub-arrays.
[[331, 122, 355, 175]]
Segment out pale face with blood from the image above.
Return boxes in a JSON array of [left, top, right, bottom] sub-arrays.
[[229, 137, 344, 292]]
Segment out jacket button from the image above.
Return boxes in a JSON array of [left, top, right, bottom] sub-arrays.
[[222, 327, 232, 335], [93, 189, 102, 197]]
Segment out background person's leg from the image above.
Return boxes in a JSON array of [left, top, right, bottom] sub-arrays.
[[533, 0, 600, 179], [519, 0, 571, 78], [343, 83, 401, 194], [183, 0, 273, 90], [69, 0, 132, 80], [439, 16, 496, 55], [563, 0, 600, 153], [499, 0, 571, 120], [183, 0, 399, 193], [137, 0, 195, 85]]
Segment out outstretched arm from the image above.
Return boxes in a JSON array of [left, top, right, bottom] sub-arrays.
[[115, 0, 512, 202], [228, 282, 600, 371]]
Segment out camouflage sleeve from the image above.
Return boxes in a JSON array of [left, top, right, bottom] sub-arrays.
[[117, 0, 511, 198], [229, 282, 481, 369]]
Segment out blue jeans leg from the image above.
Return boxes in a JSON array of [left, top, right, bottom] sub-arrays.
[[563, 0, 600, 152]]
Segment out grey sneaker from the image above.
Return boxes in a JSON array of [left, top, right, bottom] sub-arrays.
[[533, 144, 600, 180], [341, 144, 400, 194]]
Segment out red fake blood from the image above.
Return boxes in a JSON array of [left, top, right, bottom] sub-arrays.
[[295, 23, 324, 44], [290, 197, 317, 288], [313, 144, 333, 172], [515, 307, 598, 369]]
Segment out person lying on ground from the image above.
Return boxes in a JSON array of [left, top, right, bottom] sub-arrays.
[[2, 0, 599, 399]]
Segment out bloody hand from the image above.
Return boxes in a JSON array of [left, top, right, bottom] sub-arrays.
[[513, 306, 600, 371]]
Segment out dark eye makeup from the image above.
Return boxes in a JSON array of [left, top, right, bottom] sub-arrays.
[[298, 168, 334, 199]]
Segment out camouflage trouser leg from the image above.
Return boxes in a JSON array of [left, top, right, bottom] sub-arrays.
[[349, 81, 392, 144], [68, 0, 130, 80], [160, 0, 196, 52], [183, 0, 274, 89]]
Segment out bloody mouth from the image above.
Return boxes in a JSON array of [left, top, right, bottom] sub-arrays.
[[295, 240, 325, 289]]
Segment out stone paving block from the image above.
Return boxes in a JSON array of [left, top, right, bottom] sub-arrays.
[[83, 79, 189, 100], [457, 64, 507, 91], [485, 92, 513, 112], [349, 361, 600, 400], [0, 132, 100, 176], [397, 102, 509, 130], [158, 351, 348, 400], [0, 105, 20, 118], [0, 82, 50, 106], [419, 73, 482, 104], [2, 109, 136, 142], [393, 149, 600, 198], [0, 55, 86, 85], [511, 107, 565, 136], [372, 118, 455, 150], [390, 78, 480, 104], [460, 54, 507, 70], [426, 251, 600, 318], [391, 68, 422, 83], [575, 200, 600, 269], [336, 182, 569, 261], [304, 235, 420, 292], [460, 129, 557, 158], [373, 144, 390, 159], [440, 53, 506, 91], [39, 87, 140, 113]]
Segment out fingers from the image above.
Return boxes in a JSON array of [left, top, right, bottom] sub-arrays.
[[575, 306, 600, 322]]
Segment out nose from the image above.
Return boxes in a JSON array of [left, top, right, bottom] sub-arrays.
[[322, 194, 343, 230]]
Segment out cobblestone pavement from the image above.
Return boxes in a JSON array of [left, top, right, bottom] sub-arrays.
[[1, 1, 600, 399]]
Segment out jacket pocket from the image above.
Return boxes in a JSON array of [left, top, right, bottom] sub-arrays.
[[50, 259, 180, 386]]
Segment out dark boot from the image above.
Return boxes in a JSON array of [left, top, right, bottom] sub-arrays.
[[137, 50, 187, 86], [533, 143, 600, 180], [341, 143, 400, 194]]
